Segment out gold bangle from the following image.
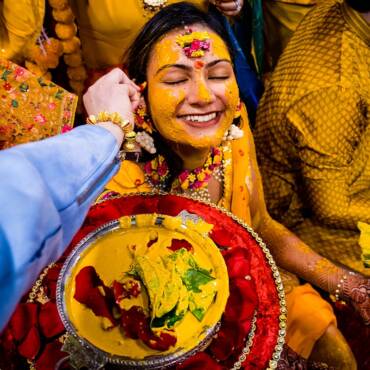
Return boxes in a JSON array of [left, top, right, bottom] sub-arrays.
[[87, 111, 133, 132]]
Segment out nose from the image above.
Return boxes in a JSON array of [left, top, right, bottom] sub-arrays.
[[187, 77, 215, 106]]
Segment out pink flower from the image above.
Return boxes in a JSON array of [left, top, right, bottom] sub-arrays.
[[61, 124, 72, 133], [200, 40, 210, 50], [179, 170, 190, 182], [14, 67, 27, 81], [48, 102, 56, 110], [63, 111, 71, 119], [143, 161, 153, 174], [191, 40, 201, 50], [157, 162, 168, 176], [34, 114, 47, 124], [192, 181, 203, 189]]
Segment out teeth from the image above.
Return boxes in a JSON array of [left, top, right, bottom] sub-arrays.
[[184, 112, 216, 122]]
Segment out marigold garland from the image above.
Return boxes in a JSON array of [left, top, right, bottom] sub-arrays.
[[48, 0, 87, 113]]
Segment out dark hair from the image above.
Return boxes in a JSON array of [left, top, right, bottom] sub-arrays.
[[346, 0, 370, 12], [126, 2, 235, 189], [127, 2, 233, 83]]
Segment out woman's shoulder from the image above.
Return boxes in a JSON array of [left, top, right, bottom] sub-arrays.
[[105, 160, 151, 194]]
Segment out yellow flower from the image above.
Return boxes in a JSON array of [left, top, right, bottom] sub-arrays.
[[188, 174, 196, 182], [197, 172, 206, 181], [181, 179, 189, 190]]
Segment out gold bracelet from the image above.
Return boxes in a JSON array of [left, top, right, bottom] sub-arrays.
[[87, 111, 133, 133]]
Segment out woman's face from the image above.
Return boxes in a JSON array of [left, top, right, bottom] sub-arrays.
[[146, 24, 239, 149]]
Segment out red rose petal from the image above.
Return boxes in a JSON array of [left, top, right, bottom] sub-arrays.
[[223, 247, 251, 279], [121, 306, 147, 340], [113, 279, 141, 304], [74, 266, 116, 326], [9, 303, 38, 342], [35, 341, 67, 370], [224, 278, 257, 323], [39, 301, 65, 338], [121, 306, 177, 351], [209, 321, 239, 361], [147, 236, 158, 248], [167, 239, 193, 252], [145, 330, 177, 351], [17, 326, 40, 359]]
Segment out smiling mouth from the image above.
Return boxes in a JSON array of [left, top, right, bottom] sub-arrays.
[[179, 112, 220, 127]]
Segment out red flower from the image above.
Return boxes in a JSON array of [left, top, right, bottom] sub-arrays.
[[3, 82, 11, 91], [14, 67, 25, 77], [157, 161, 168, 176]]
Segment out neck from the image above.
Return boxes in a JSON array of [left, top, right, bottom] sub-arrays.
[[171, 143, 211, 170]]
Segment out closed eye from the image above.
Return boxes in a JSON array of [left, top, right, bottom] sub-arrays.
[[208, 76, 229, 80], [163, 79, 188, 85]]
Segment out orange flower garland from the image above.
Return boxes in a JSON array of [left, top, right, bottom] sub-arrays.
[[48, 0, 87, 113]]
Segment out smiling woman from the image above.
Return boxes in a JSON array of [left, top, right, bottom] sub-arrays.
[[80, 2, 367, 368]]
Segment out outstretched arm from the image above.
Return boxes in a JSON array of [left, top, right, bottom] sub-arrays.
[[0, 123, 123, 332]]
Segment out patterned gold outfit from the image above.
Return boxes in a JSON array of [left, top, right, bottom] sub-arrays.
[[255, 0, 370, 276]]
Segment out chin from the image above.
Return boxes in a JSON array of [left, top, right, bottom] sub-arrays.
[[188, 134, 224, 149]]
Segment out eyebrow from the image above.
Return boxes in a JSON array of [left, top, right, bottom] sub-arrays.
[[155, 59, 232, 75]]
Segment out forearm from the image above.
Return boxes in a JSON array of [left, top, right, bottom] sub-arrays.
[[257, 216, 346, 295], [0, 125, 122, 330]]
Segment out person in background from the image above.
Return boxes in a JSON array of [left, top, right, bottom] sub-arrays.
[[255, 0, 370, 277]]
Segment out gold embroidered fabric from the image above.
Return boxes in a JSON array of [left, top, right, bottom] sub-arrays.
[[255, 0, 370, 276], [0, 59, 77, 149]]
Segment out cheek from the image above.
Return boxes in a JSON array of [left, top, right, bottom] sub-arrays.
[[147, 84, 187, 137], [224, 79, 239, 110]]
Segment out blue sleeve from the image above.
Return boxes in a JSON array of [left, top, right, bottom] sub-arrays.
[[0, 125, 120, 331]]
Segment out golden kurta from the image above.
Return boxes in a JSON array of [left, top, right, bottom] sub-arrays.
[[255, 0, 370, 276]]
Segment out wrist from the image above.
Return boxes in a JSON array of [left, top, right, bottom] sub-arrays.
[[96, 122, 124, 147], [87, 111, 133, 133]]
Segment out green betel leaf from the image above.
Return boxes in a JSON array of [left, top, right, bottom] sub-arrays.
[[191, 307, 205, 321], [182, 268, 215, 293]]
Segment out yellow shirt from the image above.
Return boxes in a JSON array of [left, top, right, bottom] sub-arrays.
[[255, 0, 370, 275], [70, 0, 208, 69], [0, 0, 44, 63]]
